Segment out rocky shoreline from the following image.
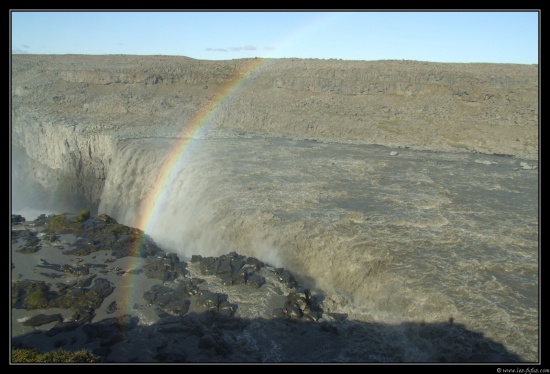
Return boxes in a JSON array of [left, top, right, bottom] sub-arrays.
[[11, 212, 525, 363]]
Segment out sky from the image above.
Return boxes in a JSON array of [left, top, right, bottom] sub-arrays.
[[10, 10, 539, 64]]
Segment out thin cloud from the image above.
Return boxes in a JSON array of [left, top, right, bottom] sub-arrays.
[[12, 45, 30, 54], [264, 46, 276, 51], [209, 45, 257, 52], [230, 46, 257, 51]]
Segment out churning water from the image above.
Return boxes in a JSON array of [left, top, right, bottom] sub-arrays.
[[94, 136, 537, 361]]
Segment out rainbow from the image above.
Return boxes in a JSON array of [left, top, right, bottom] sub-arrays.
[[116, 12, 351, 316], [136, 57, 268, 234], [118, 57, 270, 316]]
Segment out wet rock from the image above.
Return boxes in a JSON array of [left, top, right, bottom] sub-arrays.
[[98, 214, 117, 223], [106, 300, 119, 314], [32, 214, 49, 226], [60, 264, 90, 276], [11, 214, 26, 224], [144, 284, 178, 307], [22, 313, 64, 327], [140, 261, 173, 281], [246, 272, 266, 288], [195, 252, 269, 289], [37, 258, 63, 272], [13, 229, 41, 252], [230, 256, 246, 274], [275, 268, 297, 288], [218, 272, 234, 286], [46, 233, 59, 242], [231, 269, 248, 285], [198, 256, 220, 275], [245, 257, 265, 271], [165, 299, 191, 315], [16, 244, 42, 254], [284, 303, 302, 319], [195, 290, 221, 311], [75, 274, 97, 288], [56, 287, 104, 310], [190, 254, 202, 263], [216, 258, 233, 275], [89, 278, 115, 299], [143, 284, 193, 316], [140, 254, 187, 281], [279, 287, 323, 322], [55, 280, 77, 293], [11, 228, 31, 239], [12, 280, 52, 309], [68, 306, 96, 324]]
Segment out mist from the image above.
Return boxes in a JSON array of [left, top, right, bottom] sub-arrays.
[[12, 144, 56, 220], [97, 137, 286, 270], [11, 143, 97, 220]]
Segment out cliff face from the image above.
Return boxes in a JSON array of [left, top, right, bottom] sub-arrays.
[[11, 54, 538, 211]]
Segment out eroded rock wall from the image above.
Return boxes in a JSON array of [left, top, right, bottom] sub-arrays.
[[11, 55, 538, 211]]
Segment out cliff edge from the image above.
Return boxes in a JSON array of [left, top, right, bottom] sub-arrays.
[[11, 54, 539, 211]]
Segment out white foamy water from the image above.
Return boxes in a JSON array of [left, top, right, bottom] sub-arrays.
[[96, 136, 538, 361]]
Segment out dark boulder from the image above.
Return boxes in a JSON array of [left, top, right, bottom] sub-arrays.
[[245, 257, 265, 271], [195, 290, 220, 311], [12, 280, 52, 309], [89, 278, 115, 299], [106, 301, 119, 314], [198, 257, 220, 275], [275, 268, 298, 288], [143, 284, 176, 307], [75, 274, 97, 288], [97, 214, 117, 224], [143, 284, 193, 316], [11, 214, 26, 224], [22, 313, 63, 327], [284, 303, 302, 319], [246, 273, 266, 288]]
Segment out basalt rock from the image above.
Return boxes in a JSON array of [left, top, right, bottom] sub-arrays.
[[11, 212, 525, 363], [11, 212, 326, 359]]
